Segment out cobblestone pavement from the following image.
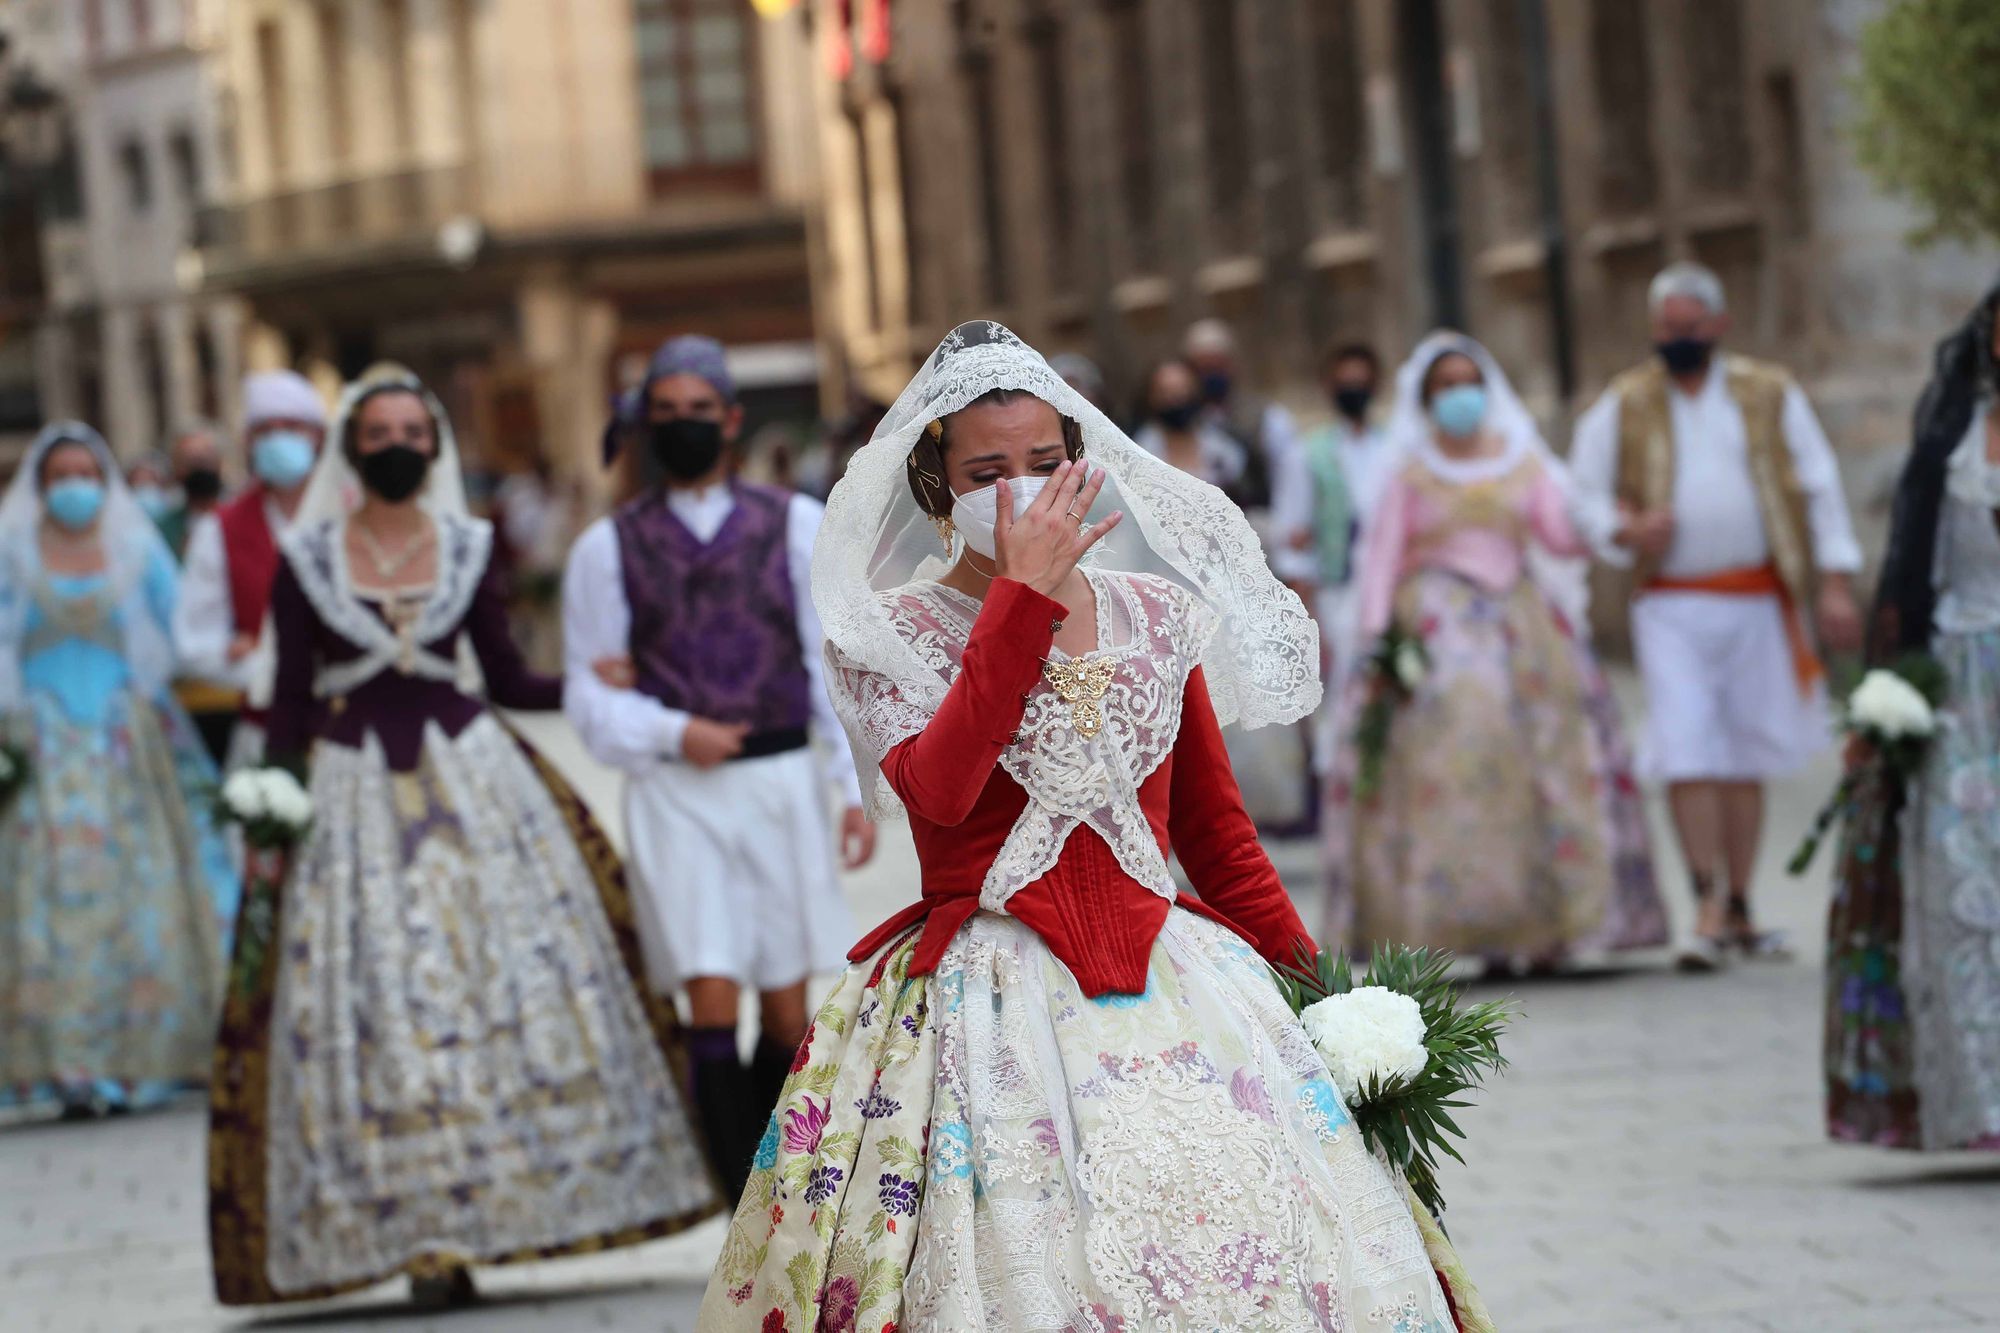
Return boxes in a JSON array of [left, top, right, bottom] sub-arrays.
[[4, 710, 1995, 1332]]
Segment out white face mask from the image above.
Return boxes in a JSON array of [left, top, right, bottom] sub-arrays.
[[949, 475, 1049, 560]]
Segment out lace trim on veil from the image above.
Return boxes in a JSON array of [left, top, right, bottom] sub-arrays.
[[813, 320, 1319, 822]]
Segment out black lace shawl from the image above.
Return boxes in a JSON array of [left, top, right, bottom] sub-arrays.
[[1871, 280, 2000, 658]]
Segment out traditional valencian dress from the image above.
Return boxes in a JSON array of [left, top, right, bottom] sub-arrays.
[[1, 422, 240, 1116], [1324, 334, 1663, 963], [1826, 285, 2000, 1152], [207, 371, 717, 1305], [698, 321, 1481, 1333]]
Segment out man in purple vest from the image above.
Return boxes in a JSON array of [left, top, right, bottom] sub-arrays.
[[562, 334, 875, 1196]]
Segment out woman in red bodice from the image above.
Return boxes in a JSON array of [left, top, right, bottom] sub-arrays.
[[698, 322, 1481, 1332]]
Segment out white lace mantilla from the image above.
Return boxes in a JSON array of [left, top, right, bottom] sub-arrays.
[[810, 320, 1321, 823], [830, 570, 1215, 912], [281, 514, 491, 697]]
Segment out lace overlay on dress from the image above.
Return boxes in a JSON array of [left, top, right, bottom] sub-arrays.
[[828, 570, 1216, 911], [279, 515, 492, 696], [899, 911, 1444, 1331]]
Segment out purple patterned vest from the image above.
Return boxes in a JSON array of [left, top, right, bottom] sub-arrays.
[[613, 481, 813, 733]]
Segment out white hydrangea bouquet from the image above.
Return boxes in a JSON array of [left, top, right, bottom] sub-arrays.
[[1352, 620, 1430, 801], [212, 765, 314, 995], [216, 765, 315, 850], [1787, 656, 1947, 875], [1275, 943, 1512, 1221], [0, 738, 29, 809]]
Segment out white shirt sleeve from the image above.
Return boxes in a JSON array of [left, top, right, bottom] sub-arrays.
[[1266, 425, 1320, 585], [560, 517, 691, 774], [172, 514, 248, 686], [1565, 390, 1633, 568], [1780, 382, 1865, 574], [788, 494, 865, 807]]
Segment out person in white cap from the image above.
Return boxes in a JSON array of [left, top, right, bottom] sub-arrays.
[[1569, 261, 1864, 969], [171, 370, 328, 768]]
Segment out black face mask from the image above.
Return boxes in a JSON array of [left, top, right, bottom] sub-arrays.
[[181, 467, 223, 503], [1655, 336, 1716, 376], [1332, 386, 1374, 422], [357, 444, 432, 502], [649, 418, 725, 482], [1155, 401, 1202, 432]]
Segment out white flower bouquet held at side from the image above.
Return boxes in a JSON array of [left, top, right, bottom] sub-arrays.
[[215, 765, 314, 850], [1274, 943, 1512, 1222], [1788, 655, 1947, 875]]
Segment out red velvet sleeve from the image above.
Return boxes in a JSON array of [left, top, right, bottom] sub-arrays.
[[1168, 666, 1315, 966], [878, 577, 1065, 826]]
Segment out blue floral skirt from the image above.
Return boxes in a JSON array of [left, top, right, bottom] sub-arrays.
[[1, 690, 238, 1112]]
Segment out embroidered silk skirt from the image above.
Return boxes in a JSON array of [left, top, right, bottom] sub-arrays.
[[207, 713, 720, 1304], [1325, 571, 1626, 960], [1, 690, 237, 1112], [699, 908, 1482, 1332]]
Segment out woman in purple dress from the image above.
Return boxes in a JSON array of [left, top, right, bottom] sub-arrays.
[[207, 366, 718, 1308]]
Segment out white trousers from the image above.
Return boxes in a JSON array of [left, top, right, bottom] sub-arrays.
[[622, 748, 854, 993], [1631, 591, 1832, 782]]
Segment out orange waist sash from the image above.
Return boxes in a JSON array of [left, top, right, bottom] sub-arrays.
[[1644, 563, 1822, 695]]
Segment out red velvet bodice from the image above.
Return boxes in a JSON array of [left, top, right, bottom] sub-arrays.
[[848, 578, 1312, 995]]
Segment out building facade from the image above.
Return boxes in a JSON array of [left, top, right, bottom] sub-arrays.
[[195, 0, 826, 488], [12, 0, 245, 464], [811, 0, 1998, 488]]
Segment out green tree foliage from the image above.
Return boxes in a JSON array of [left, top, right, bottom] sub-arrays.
[[1852, 0, 2000, 245]]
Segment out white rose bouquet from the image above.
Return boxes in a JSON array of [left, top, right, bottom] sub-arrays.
[[212, 765, 314, 998], [1275, 943, 1512, 1221], [0, 738, 29, 809], [216, 765, 315, 851], [1352, 620, 1431, 801], [1788, 655, 1947, 874]]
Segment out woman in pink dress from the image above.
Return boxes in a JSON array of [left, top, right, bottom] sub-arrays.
[[1324, 332, 1664, 968]]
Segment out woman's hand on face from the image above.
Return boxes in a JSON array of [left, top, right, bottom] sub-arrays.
[[992, 460, 1122, 597]]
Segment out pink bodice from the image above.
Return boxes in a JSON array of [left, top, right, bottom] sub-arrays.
[[1356, 451, 1585, 638]]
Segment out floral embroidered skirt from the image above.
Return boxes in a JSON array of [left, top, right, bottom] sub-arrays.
[[207, 714, 720, 1304], [700, 908, 1484, 1332], [1, 690, 238, 1111], [1824, 759, 1918, 1146], [1325, 572, 1631, 960]]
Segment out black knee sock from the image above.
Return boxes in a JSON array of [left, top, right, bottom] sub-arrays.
[[749, 1034, 799, 1124], [687, 1026, 754, 1199]]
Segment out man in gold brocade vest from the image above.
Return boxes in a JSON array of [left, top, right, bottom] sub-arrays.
[[1570, 262, 1864, 971]]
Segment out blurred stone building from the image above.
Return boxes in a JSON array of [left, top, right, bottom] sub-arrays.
[[18, 0, 246, 464], [192, 0, 825, 486], [808, 0, 1997, 488]]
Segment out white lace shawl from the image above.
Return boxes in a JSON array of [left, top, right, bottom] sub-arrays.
[[813, 320, 1320, 821], [829, 569, 1216, 912], [279, 512, 493, 698]]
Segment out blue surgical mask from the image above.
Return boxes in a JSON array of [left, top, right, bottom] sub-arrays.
[[133, 484, 173, 520], [45, 478, 106, 530], [252, 430, 317, 489], [1429, 384, 1488, 439]]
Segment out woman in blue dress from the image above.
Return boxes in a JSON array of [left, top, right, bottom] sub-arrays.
[[0, 421, 239, 1118]]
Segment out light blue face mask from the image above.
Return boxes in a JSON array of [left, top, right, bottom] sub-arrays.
[[1429, 384, 1488, 439], [252, 430, 317, 489], [45, 477, 106, 530], [133, 484, 173, 520]]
